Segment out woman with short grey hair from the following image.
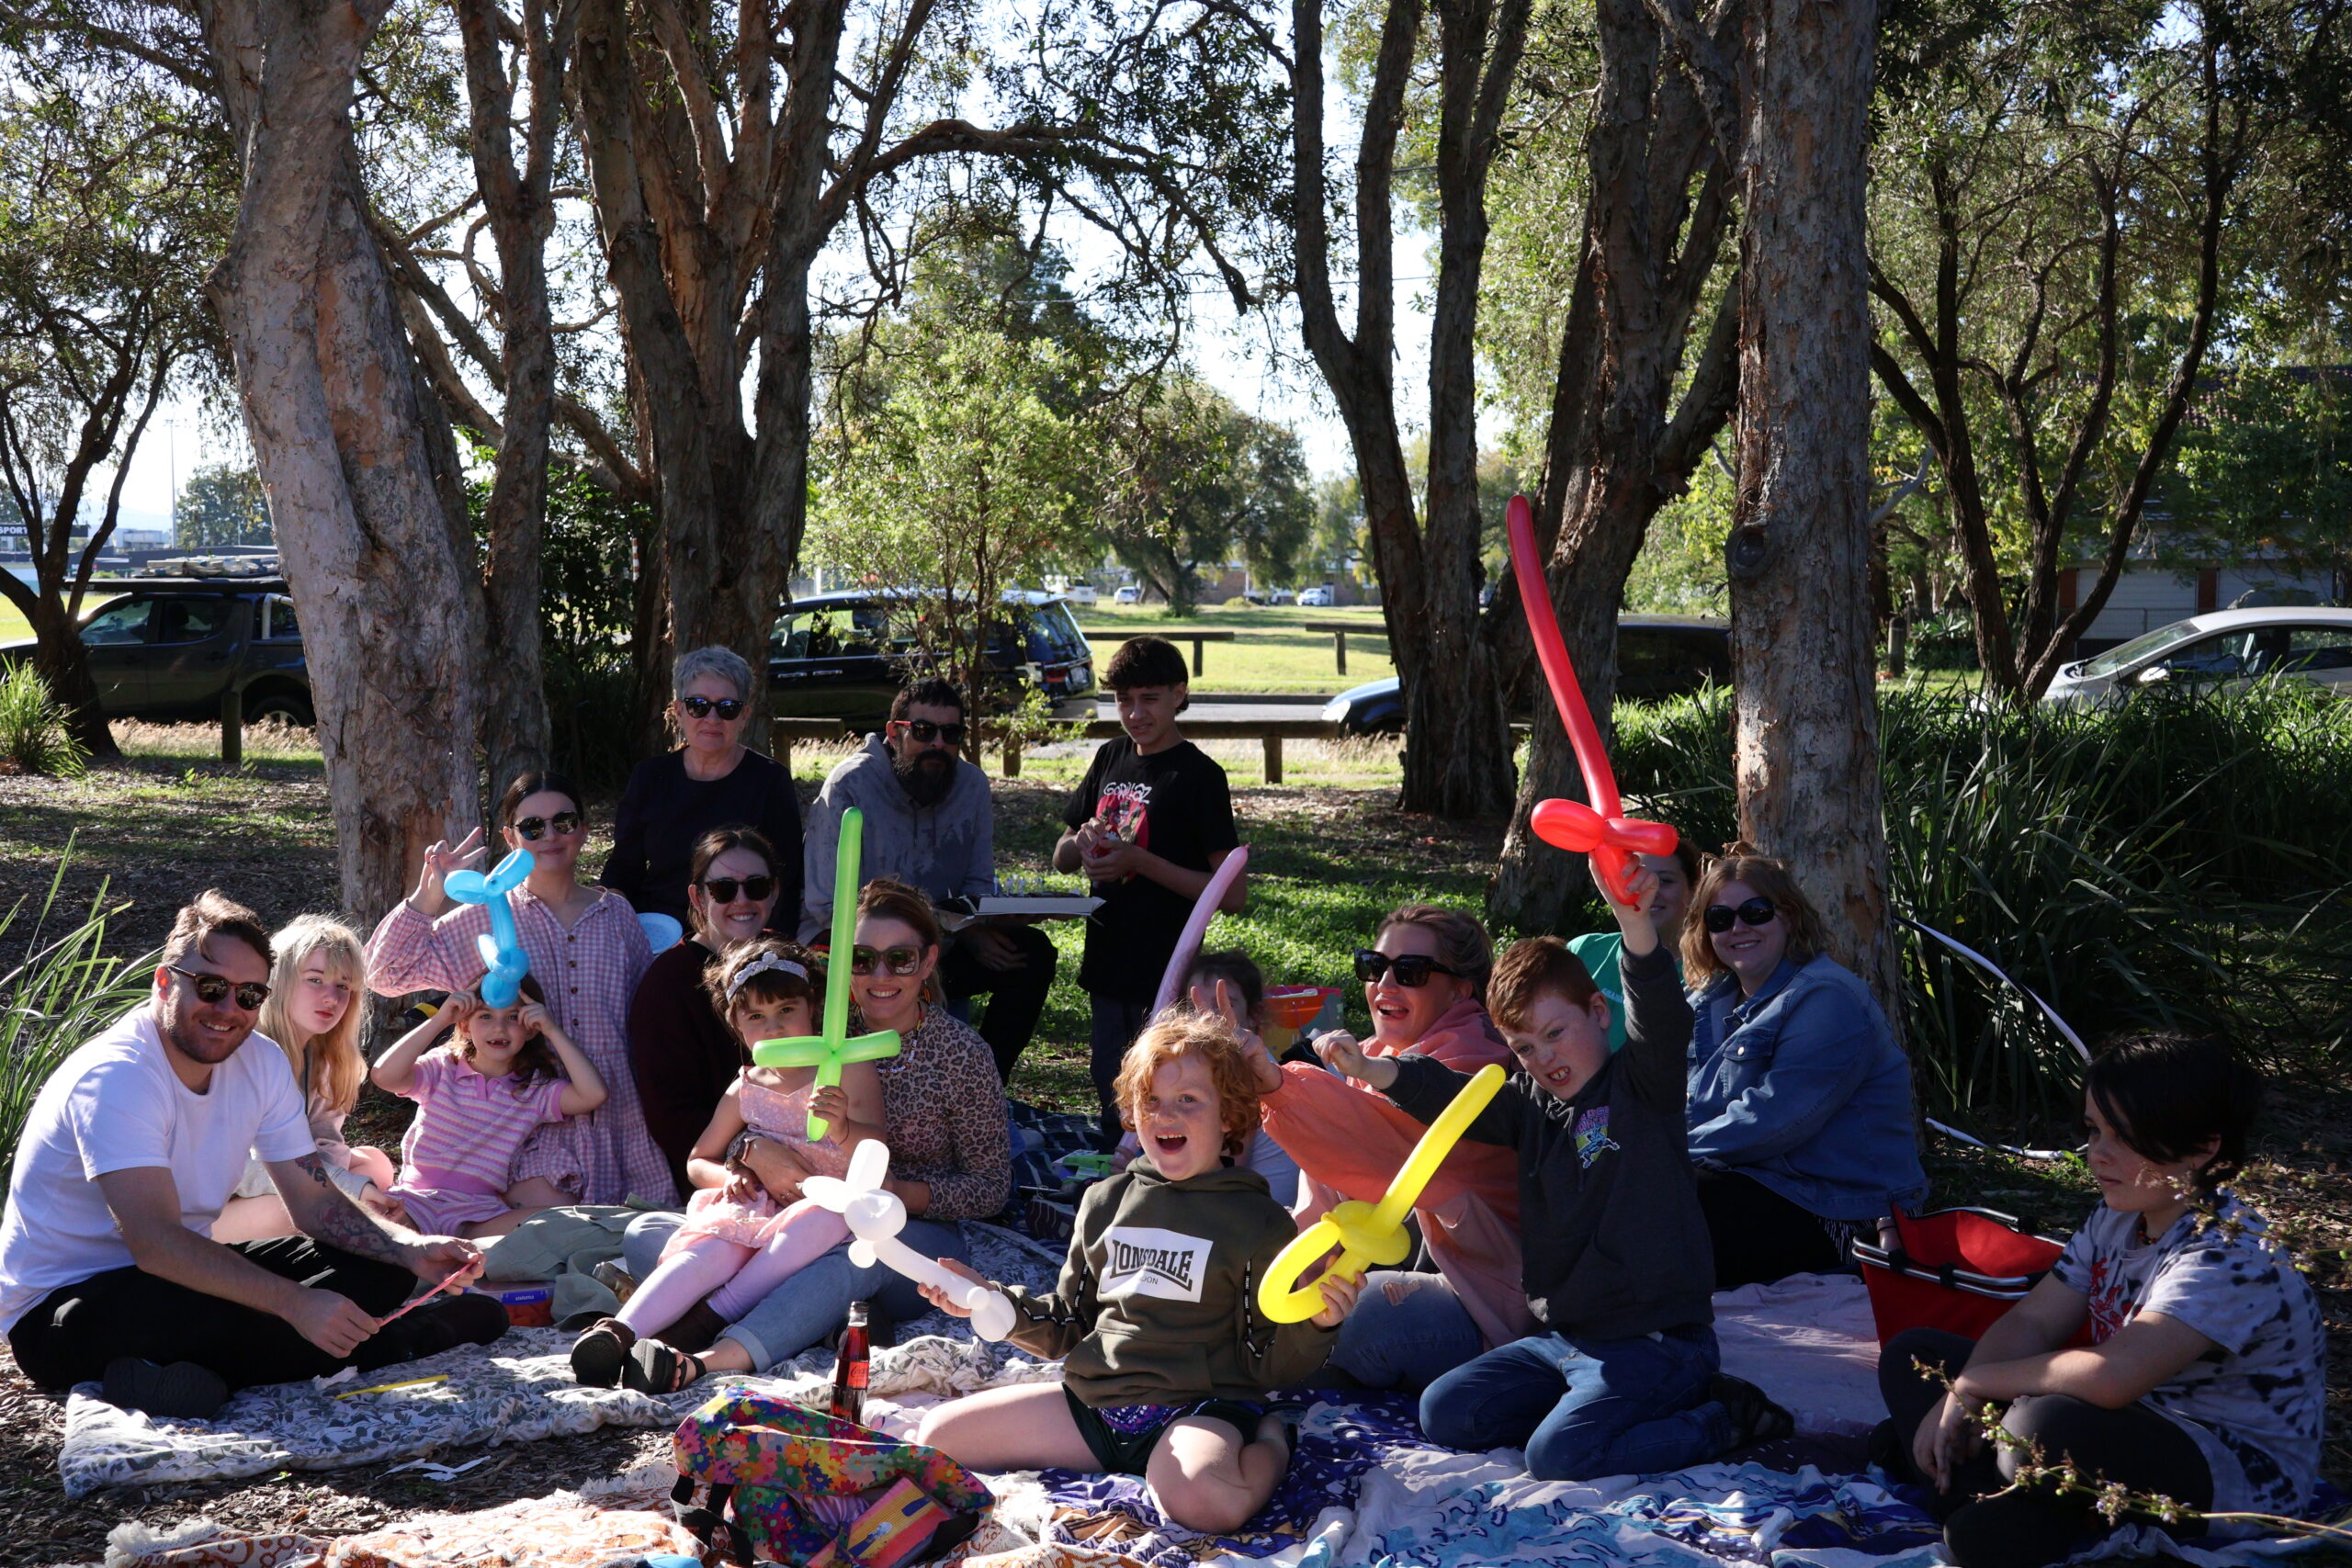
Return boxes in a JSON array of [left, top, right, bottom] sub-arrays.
[[601, 645, 804, 931]]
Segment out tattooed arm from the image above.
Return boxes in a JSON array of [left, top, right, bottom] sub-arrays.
[[269, 1152, 484, 1287]]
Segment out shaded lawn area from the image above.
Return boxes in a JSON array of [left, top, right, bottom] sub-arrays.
[[0, 743, 2346, 1560]]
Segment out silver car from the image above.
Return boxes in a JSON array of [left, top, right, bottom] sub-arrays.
[[2041, 607, 2352, 706]]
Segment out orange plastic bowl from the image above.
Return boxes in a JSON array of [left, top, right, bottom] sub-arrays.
[[1262, 986, 1337, 1031]]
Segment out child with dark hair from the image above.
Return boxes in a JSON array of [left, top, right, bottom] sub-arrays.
[[1055, 637, 1243, 1139], [371, 976, 608, 1239], [1877, 1033, 2325, 1568], [1322, 859, 1789, 1479], [1183, 948, 1301, 1205]]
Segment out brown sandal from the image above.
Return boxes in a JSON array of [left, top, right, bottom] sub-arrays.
[[569, 1317, 636, 1387], [624, 1337, 707, 1394]]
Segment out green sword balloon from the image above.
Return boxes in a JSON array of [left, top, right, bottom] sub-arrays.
[[751, 805, 902, 1140]]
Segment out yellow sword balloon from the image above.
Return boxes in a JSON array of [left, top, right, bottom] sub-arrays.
[[1257, 1062, 1507, 1323], [752, 806, 901, 1141]]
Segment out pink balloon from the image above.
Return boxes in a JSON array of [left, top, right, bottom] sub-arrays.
[[1152, 844, 1250, 1015]]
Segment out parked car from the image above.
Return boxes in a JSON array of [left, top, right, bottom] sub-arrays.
[[1043, 576, 1100, 605], [0, 578, 314, 726], [1320, 615, 1731, 735], [1114, 584, 1144, 604], [2041, 607, 2352, 706], [1298, 585, 1336, 607], [1269, 588, 1296, 606], [768, 589, 1095, 728]]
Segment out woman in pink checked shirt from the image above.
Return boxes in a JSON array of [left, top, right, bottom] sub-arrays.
[[367, 772, 676, 1209]]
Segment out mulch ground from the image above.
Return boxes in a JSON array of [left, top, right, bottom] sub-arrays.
[[2, 747, 2347, 1564]]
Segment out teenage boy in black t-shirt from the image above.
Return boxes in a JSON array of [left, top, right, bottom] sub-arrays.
[[1054, 637, 1245, 1138]]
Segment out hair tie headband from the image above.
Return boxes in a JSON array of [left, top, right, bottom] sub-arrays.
[[727, 953, 808, 1000]]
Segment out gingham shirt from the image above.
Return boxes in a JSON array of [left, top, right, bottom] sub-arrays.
[[367, 888, 675, 1206]]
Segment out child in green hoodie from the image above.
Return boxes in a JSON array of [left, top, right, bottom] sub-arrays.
[[918, 1013, 1356, 1534]]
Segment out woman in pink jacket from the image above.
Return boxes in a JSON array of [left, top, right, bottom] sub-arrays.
[[1250, 904, 1532, 1392]]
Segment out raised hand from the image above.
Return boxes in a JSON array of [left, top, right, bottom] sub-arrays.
[[1192, 977, 1280, 1092], [412, 829, 486, 912]]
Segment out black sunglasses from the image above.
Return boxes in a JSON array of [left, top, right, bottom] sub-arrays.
[[512, 810, 583, 841], [1702, 897, 1778, 934], [682, 695, 746, 720], [702, 874, 776, 903], [1354, 949, 1462, 987], [896, 717, 966, 746], [851, 943, 925, 976], [168, 964, 271, 1012]]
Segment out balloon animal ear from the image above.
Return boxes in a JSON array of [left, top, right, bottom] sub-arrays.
[[848, 1139, 889, 1191]]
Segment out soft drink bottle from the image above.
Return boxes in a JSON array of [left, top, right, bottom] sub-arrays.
[[831, 1301, 871, 1424]]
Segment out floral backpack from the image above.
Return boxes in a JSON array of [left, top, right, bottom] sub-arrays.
[[670, 1391, 993, 1566]]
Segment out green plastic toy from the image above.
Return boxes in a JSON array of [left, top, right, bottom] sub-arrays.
[[751, 806, 902, 1140]]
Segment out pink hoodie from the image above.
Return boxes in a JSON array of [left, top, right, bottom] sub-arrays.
[[1259, 996, 1536, 1350]]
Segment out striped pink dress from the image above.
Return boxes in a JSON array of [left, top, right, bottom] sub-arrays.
[[367, 888, 675, 1207], [389, 1049, 571, 1235]]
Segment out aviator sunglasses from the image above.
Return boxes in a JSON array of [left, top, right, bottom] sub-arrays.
[[167, 964, 272, 1012], [896, 718, 966, 747], [851, 944, 926, 976], [511, 809, 584, 841], [1702, 897, 1778, 934], [1354, 949, 1463, 987], [682, 695, 746, 720], [701, 874, 777, 903]]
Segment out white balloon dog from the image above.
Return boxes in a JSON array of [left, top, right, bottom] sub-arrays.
[[801, 1140, 1019, 1342]]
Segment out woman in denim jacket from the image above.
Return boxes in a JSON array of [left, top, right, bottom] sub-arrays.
[[1680, 850, 1927, 1287]]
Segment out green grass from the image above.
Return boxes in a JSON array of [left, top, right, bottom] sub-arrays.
[[1078, 602, 1394, 692], [0, 601, 28, 643]]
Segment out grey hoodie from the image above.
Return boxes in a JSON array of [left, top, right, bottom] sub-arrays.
[[798, 735, 995, 942]]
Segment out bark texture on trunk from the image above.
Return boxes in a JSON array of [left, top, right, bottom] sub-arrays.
[[1485, 0, 1741, 932], [199, 0, 487, 924], [1292, 0, 1526, 820], [1725, 0, 1899, 1008]]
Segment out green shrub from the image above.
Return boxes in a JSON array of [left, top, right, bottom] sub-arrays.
[[0, 866, 157, 1194], [1610, 682, 2352, 1114], [0, 663, 90, 777]]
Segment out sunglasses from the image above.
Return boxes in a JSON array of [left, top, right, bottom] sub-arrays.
[[682, 695, 746, 720], [1354, 949, 1463, 987], [896, 718, 966, 746], [701, 874, 776, 903], [1702, 897, 1778, 934], [851, 943, 926, 976], [167, 964, 271, 1012], [511, 810, 583, 840]]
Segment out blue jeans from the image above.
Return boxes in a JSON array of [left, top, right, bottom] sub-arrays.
[[1088, 996, 1153, 1138], [1420, 1325, 1728, 1481], [619, 1210, 972, 1373], [1329, 1270, 1486, 1393]]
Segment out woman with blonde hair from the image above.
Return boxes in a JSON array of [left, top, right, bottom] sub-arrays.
[[214, 915, 400, 1242], [1680, 847, 1926, 1287]]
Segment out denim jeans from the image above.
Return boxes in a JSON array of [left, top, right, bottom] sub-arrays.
[[618, 1209, 972, 1373], [1329, 1270, 1486, 1393], [1420, 1324, 1728, 1481]]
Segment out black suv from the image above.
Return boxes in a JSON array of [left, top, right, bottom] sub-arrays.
[[1321, 614, 1731, 734], [0, 578, 314, 726], [769, 589, 1095, 728]]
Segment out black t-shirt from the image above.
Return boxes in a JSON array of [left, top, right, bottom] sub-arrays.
[[1061, 737, 1239, 1002], [600, 749, 806, 929]]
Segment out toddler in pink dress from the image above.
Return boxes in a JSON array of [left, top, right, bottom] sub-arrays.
[[571, 940, 886, 1389]]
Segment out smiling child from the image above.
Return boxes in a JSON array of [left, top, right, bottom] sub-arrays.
[[915, 1013, 1351, 1535]]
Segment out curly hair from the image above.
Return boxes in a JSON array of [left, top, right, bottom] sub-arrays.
[[1678, 847, 1828, 985], [1113, 1010, 1265, 1158]]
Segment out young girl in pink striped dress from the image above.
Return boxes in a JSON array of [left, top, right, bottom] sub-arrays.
[[570, 940, 884, 1391], [371, 978, 610, 1239]]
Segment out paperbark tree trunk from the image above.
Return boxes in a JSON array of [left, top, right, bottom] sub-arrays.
[[1724, 0, 1899, 1009], [1485, 0, 1742, 932], [198, 0, 488, 923]]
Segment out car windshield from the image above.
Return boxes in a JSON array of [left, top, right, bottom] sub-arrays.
[[1025, 602, 1087, 661], [2078, 620, 2211, 679]]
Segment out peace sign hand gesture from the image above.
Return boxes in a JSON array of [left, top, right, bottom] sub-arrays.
[[412, 829, 485, 914]]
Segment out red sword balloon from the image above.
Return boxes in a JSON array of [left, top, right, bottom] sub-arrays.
[[1506, 493, 1679, 906]]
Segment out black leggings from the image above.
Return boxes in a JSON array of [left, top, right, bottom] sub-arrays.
[[7, 1236, 416, 1395], [1879, 1326, 2211, 1568], [1694, 1168, 1844, 1287]]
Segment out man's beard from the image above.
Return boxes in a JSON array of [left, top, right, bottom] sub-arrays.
[[158, 1002, 252, 1066], [895, 748, 955, 807]]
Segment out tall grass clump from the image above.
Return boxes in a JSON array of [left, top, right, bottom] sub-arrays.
[[0, 867, 158, 1193], [0, 663, 90, 777], [1609, 681, 2352, 1115]]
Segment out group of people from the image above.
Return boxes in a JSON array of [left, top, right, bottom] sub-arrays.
[[0, 636, 2325, 1568]]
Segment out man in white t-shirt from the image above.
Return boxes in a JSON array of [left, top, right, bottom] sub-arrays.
[[0, 890, 505, 1419]]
